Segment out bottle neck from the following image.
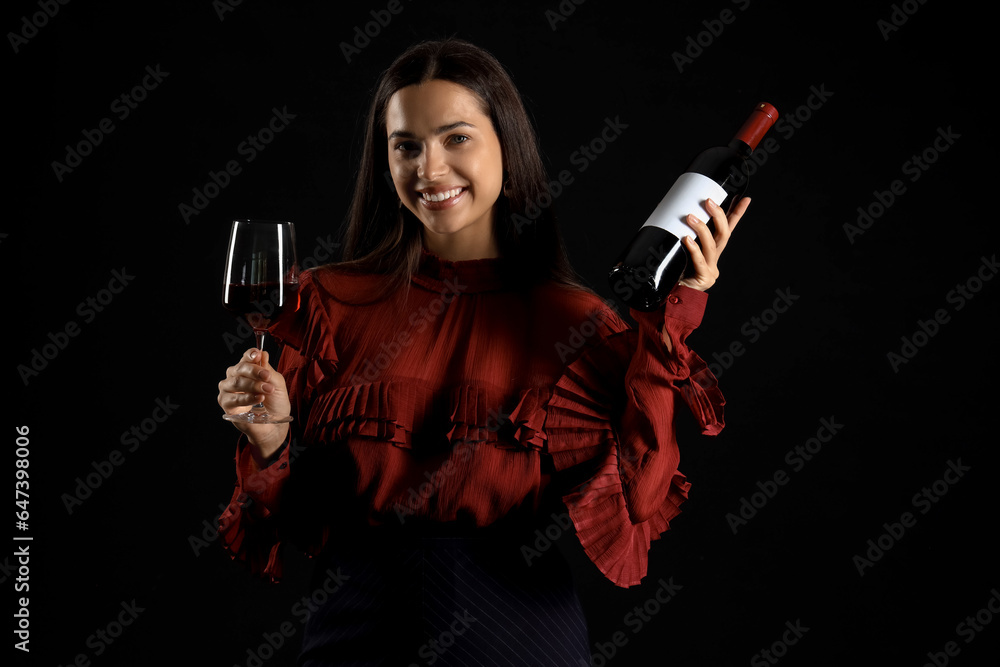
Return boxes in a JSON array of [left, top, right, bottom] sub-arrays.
[[728, 138, 753, 159]]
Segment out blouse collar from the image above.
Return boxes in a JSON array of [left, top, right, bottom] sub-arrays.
[[412, 246, 510, 294]]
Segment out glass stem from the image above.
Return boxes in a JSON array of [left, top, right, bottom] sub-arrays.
[[252, 329, 267, 414]]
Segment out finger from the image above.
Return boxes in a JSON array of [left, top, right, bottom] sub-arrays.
[[218, 378, 264, 410], [222, 364, 274, 396], [705, 199, 734, 255], [683, 233, 711, 278], [726, 197, 751, 235], [240, 347, 276, 369], [686, 213, 718, 267], [709, 196, 751, 256], [229, 361, 270, 384], [219, 389, 266, 411]]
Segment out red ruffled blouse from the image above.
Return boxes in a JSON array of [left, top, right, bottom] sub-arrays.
[[218, 247, 725, 588]]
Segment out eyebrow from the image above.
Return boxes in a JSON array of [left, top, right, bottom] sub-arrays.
[[388, 121, 476, 141]]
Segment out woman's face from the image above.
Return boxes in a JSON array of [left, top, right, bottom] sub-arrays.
[[385, 79, 504, 258]]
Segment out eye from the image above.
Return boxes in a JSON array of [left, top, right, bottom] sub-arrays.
[[450, 134, 470, 145], [394, 141, 419, 154]]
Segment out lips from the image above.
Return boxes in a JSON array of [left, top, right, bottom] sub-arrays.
[[420, 187, 465, 202], [417, 186, 466, 210]]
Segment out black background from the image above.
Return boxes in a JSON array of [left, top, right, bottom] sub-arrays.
[[8, 1, 997, 665]]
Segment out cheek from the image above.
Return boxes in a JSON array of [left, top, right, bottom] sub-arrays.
[[469, 151, 504, 195], [388, 161, 414, 195], [484, 144, 505, 192]]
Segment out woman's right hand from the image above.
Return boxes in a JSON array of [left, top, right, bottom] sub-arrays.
[[218, 348, 291, 465]]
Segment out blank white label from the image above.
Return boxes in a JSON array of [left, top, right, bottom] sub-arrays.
[[640, 172, 727, 239]]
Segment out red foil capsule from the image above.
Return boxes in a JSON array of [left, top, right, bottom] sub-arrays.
[[735, 102, 780, 150]]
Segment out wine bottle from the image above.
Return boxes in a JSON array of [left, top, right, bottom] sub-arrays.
[[609, 102, 779, 311]]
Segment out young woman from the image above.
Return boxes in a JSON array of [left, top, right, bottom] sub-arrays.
[[217, 38, 745, 666]]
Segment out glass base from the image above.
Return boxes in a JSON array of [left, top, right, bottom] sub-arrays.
[[222, 410, 293, 424]]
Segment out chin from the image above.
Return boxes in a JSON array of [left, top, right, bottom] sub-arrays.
[[422, 222, 472, 238]]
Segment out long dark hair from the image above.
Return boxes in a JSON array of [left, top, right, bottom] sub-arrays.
[[334, 38, 591, 301]]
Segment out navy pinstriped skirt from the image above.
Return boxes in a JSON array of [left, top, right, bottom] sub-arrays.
[[295, 522, 591, 666]]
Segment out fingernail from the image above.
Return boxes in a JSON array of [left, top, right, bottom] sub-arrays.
[[261, 383, 274, 393], [250, 350, 258, 360]]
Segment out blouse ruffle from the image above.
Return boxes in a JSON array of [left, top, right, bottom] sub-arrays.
[[545, 325, 724, 587], [217, 264, 725, 588]]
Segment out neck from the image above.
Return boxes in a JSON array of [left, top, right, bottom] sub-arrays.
[[421, 230, 499, 262]]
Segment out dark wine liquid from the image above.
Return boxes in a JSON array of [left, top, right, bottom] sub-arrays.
[[223, 282, 300, 330]]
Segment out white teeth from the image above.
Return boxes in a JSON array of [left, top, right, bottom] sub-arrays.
[[421, 188, 463, 202]]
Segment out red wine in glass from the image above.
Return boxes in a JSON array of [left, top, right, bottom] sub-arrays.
[[222, 219, 299, 424], [223, 281, 300, 331]]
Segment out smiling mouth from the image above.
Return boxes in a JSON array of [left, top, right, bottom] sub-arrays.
[[420, 187, 466, 202]]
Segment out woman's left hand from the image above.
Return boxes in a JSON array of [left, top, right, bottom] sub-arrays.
[[677, 196, 751, 292]]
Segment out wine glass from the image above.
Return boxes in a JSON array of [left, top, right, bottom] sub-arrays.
[[222, 219, 300, 424]]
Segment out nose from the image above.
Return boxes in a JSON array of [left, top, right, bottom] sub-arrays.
[[417, 143, 448, 182]]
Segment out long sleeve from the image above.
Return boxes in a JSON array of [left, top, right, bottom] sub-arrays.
[[217, 269, 338, 582], [545, 284, 724, 587], [621, 285, 724, 522], [217, 433, 292, 581]]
